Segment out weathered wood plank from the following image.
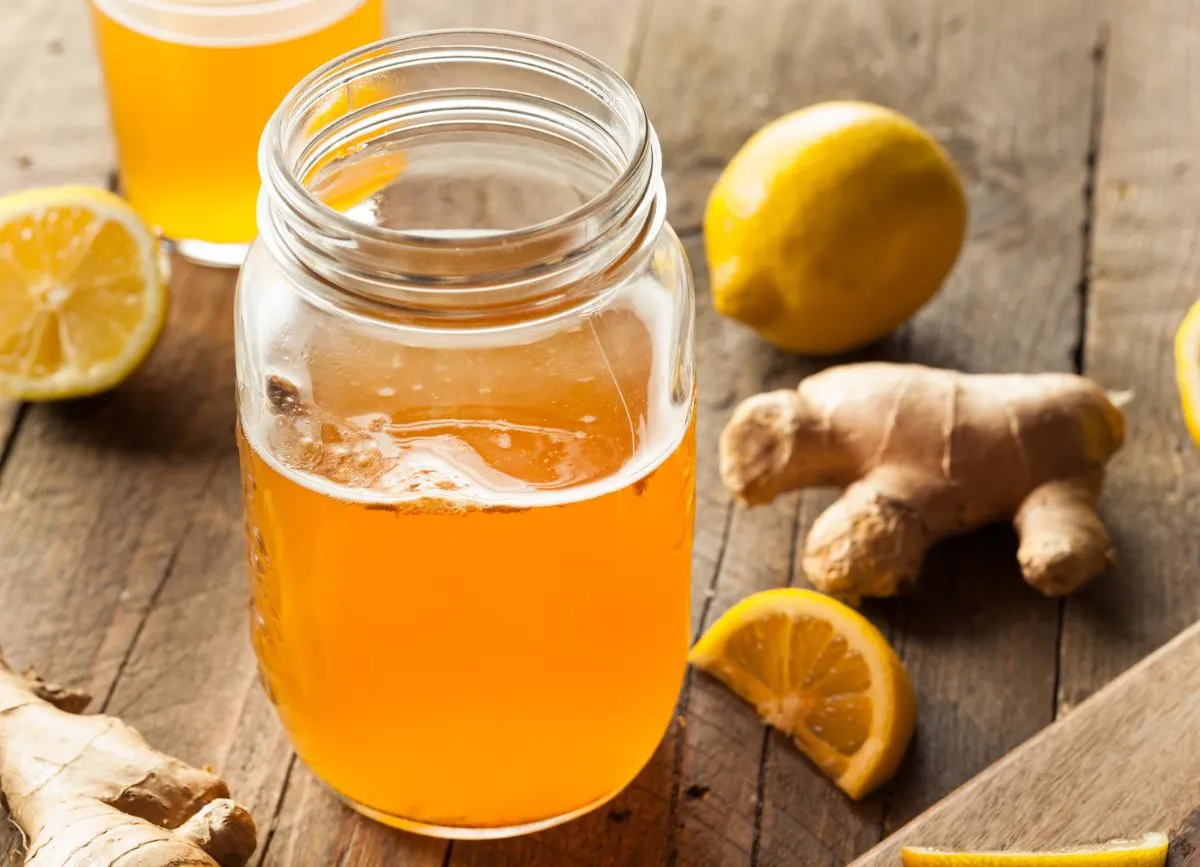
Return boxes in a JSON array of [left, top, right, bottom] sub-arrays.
[[0, 262, 246, 862], [388, 0, 647, 70], [0, 0, 112, 196], [1060, 0, 1200, 715], [877, 0, 1099, 836], [632, 1, 1099, 863], [261, 764, 448, 867], [630, 2, 928, 857], [851, 620, 1200, 864], [0, 0, 115, 507]]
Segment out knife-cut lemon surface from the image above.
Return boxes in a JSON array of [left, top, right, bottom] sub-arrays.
[[1178, 298, 1200, 447], [902, 833, 1168, 866], [0, 186, 167, 400], [688, 587, 915, 799]]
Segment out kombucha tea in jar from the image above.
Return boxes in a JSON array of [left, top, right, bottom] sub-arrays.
[[236, 33, 697, 838], [90, 0, 384, 266]]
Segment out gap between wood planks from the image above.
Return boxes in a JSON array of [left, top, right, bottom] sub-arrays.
[[747, 498, 807, 867], [1053, 21, 1110, 727]]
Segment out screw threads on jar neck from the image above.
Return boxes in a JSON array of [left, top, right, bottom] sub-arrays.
[[258, 30, 664, 323]]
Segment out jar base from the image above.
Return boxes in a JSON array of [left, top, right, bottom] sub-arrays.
[[170, 238, 250, 269], [336, 786, 625, 840]]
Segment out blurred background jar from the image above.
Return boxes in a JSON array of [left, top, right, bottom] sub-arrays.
[[91, 0, 385, 267], [235, 32, 697, 838]]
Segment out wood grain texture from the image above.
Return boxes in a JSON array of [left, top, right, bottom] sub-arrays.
[[0, 262, 251, 862], [262, 764, 448, 867], [0, 0, 115, 513], [1059, 0, 1200, 715], [669, 239, 816, 867], [0, 0, 111, 196], [837, 0, 1098, 839], [631, 1, 1100, 862], [388, 0, 650, 70], [851, 620, 1200, 863]]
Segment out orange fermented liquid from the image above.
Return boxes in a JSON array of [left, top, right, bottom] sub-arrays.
[[90, 0, 383, 244], [239, 393, 695, 831]]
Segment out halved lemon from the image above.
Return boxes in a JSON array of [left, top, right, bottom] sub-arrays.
[[902, 833, 1169, 866], [688, 587, 916, 799], [1178, 298, 1200, 447], [0, 186, 167, 400]]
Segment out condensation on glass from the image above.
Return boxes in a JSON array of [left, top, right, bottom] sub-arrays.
[[236, 32, 697, 838]]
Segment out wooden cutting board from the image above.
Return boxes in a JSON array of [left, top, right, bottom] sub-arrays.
[[851, 620, 1200, 865]]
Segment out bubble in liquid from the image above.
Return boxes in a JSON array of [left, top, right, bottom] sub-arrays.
[[377, 386, 396, 397]]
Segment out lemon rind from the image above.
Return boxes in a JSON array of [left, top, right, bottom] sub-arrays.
[[689, 587, 915, 799], [902, 831, 1169, 863], [0, 186, 168, 401], [1177, 299, 1200, 447]]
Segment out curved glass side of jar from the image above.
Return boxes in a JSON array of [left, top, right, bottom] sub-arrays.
[[235, 31, 696, 839]]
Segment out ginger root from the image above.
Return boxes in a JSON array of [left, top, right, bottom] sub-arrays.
[[0, 651, 256, 867], [720, 363, 1125, 600]]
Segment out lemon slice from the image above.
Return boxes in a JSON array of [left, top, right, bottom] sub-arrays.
[[902, 833, 1169, 866], [0, 186, 167, 400], [1177, 298, 1200, 447], [688, 587, 916, 799]]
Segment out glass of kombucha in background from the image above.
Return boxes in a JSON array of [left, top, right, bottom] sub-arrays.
[[90, 0, 384, 266]]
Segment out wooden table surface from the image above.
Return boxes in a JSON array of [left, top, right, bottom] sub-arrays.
[[2, 2, 1199, 865]]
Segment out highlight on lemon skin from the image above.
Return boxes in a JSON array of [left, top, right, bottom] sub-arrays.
[[901, 832, 1169, 867], [0, 185, 167, 401], [688, 587, 916, 799], [705, 100, 967, 356]]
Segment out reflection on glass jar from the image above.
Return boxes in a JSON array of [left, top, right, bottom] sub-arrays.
[[235, 31, 696, 838]]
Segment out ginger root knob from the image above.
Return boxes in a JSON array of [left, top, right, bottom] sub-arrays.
[[0, 651, 257, 867], [720, 363, 1125, 601]]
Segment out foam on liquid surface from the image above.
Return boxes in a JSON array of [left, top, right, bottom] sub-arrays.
[[242, 279, 691, 510]]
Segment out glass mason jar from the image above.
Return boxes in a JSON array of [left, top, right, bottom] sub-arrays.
[[236, 32, 697, 838]]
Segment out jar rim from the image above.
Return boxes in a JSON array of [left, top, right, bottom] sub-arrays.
[[261, 28, 654, 254]]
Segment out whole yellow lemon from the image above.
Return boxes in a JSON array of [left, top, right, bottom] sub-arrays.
[[705, 101, 967, 355]]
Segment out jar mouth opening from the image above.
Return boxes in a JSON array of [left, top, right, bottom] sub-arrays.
[[262, 29, 654, 257]]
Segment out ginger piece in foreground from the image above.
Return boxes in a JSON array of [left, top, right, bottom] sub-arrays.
[[720, 363, 1126, 601], [0, 651, 256, 867]]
